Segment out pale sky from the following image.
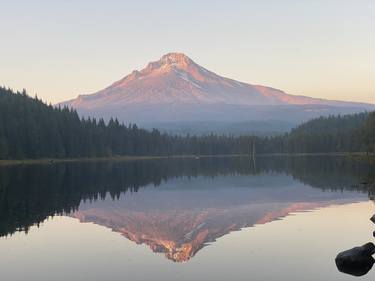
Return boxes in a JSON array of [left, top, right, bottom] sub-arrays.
[[1, 0, 374, 104]]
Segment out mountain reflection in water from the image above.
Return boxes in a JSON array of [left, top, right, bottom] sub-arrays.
[[0, 156, 374, 262]]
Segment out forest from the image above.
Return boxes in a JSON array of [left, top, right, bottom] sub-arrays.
[[0, 87, 374, 159]]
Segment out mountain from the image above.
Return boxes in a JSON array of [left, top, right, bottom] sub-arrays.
[[60, 53, 374, 133]]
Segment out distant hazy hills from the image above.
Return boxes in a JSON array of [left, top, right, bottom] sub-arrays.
[[141, 120, 295, 136], [60, 53, 374, 135]]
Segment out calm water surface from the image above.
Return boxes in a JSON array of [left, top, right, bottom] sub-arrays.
[[0, 156, 374, 281]]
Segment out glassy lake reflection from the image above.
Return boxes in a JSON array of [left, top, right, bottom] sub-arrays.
[[0, 156, 374, 281]]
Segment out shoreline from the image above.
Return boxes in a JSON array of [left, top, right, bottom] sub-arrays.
[[0, 152, 373, 167]]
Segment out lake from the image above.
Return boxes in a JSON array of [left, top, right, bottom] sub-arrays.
[[0, 156, 374, 281]]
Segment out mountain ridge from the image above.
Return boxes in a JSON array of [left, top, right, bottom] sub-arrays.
[[60, 52, 374, 128]]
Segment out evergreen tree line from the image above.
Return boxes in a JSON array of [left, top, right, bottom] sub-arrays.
[[265, 112, 375, 154], [0, 87, 374, 159]]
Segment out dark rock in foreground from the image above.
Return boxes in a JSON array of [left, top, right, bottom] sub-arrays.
[[370, 214, 375, 224], [335, 242, 375, 276]]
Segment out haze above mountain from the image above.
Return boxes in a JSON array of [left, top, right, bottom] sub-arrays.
[[61, 53, 373, 134]]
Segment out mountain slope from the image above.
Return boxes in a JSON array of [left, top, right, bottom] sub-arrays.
[[60, 53, 374, 126]]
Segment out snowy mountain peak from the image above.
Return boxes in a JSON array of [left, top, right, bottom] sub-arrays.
[[141, 52, 197, 75], [111, 52, 209, 88], [160, 52, 193, 65]]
